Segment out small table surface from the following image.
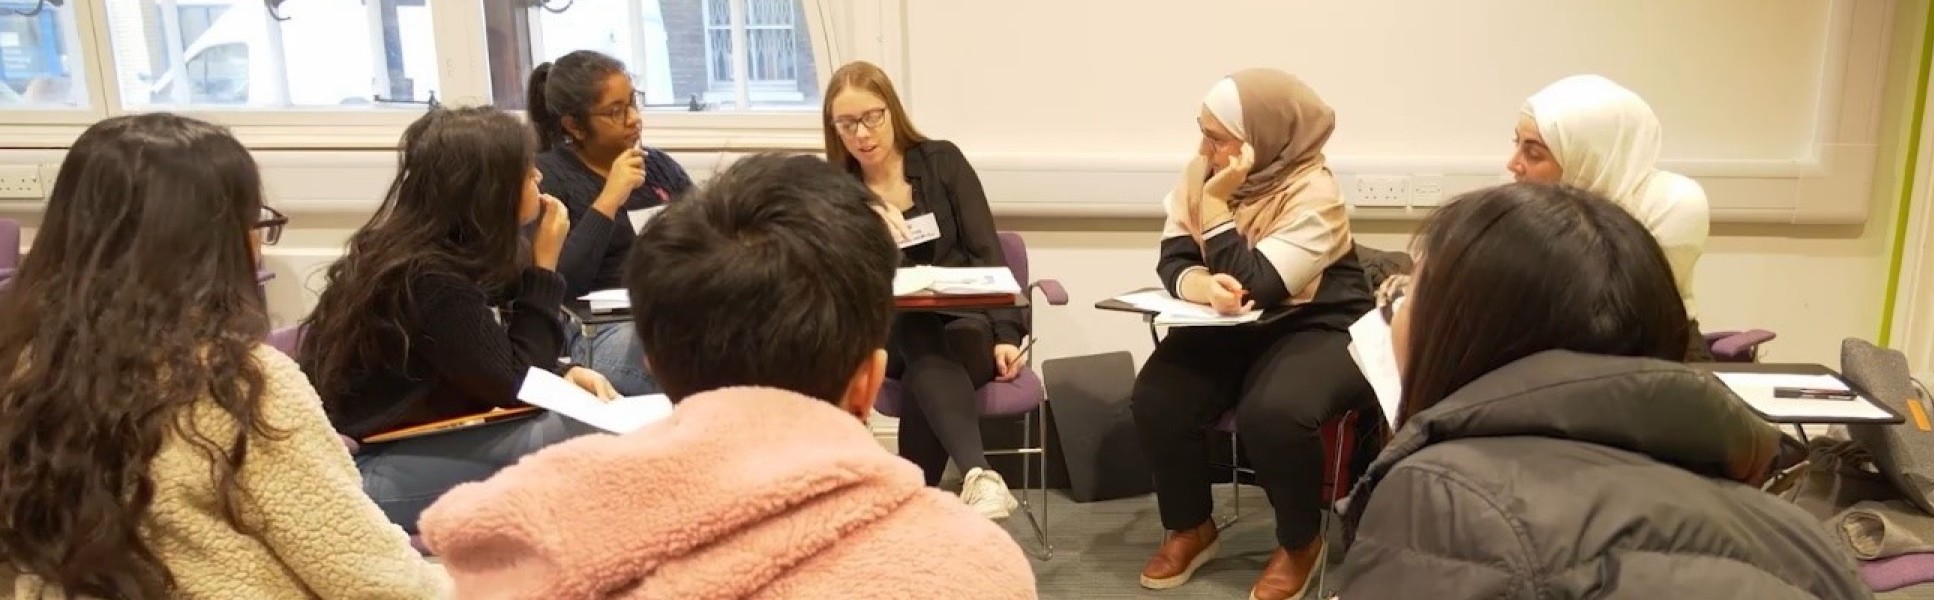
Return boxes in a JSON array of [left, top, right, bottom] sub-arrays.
[[895, 292, 1028, 311], [564, 293, 1028, 325], [1687, 361, 1906, 425], [561, 301, 632, 327], [1093, 287, 1165, 316]]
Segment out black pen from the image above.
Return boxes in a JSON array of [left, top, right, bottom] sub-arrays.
[[1774, 387, 1856, 400]]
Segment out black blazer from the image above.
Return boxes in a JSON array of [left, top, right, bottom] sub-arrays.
[[879, 139, 1026, 346]]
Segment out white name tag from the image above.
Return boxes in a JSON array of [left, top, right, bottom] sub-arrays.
[[900, 213, 941, 248], [628, 205, 668, 235]]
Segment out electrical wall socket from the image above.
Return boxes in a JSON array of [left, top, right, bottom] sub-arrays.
[[1354, 175, 1407, 207], [1408, 175, 1445, 207], [0, 165, 42, 199]]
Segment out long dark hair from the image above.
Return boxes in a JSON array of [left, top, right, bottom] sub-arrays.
[[1396, 182, 1688, 426], [301, 107, 533, 408], [527, 50, 626, 152], [0, 114, 271, 599]]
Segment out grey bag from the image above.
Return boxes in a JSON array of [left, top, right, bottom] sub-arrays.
[[1841, 338, 1934, 514]]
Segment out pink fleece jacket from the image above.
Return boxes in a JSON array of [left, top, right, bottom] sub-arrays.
[[418, 386, 1038, 599]]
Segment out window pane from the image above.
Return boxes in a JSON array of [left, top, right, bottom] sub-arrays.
[[0, 0, 89, 108], [493, 0, 820, 114], [102, 0, 440, 110]]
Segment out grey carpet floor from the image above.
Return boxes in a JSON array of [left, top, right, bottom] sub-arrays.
[[423, 478, 1933, 598], [993, 484, 1346, 599]]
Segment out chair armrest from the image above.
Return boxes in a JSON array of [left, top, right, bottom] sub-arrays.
[[255, 269, 276, 284], [1709, 329, 1777, 359], [0, 268, 15, 281], [1029, 279, 1069, 306]]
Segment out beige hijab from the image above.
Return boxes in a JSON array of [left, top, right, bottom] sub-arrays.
[[1202, 69, 1341, 242]]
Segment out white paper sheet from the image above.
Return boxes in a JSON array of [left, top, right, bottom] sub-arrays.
[[1346, 309, 1403, 429], [518, 367, 674, 433], [1114, 290, 1262, 326], [578, 288, 629, 313], [899, 213, 941, 248], [1712, 371, 1892, 421], [1152, 312, 1261, 326], [628, 205, 667, 235], [893, 266, 1021, 296]]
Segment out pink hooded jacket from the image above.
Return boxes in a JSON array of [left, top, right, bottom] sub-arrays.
[[418, 386, 1038, 599]]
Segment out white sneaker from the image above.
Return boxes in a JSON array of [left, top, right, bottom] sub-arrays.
[[960, 467, 1019, 521]]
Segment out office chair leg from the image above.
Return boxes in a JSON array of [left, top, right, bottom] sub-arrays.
[[1314, 416, 1354, 597], [1014, 407, 1053, 560], [1219, 430, 1242, 530]]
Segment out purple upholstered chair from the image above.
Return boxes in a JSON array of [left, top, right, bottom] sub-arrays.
[[873, 231, 1067, 559], [0, 218, 20, 271], [266, 324, 304, 357], [0, 218, 20, 290], [1706, 329, 1777, 363]]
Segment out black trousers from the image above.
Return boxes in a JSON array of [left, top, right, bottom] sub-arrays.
[[888, 312, 997, 486], [1132, 317, 1373, 548]]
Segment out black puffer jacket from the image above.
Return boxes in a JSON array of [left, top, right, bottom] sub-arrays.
[[1335, 351, 1870, 599]]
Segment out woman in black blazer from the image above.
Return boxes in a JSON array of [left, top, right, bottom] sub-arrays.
[[822, 61, 1024, 521]]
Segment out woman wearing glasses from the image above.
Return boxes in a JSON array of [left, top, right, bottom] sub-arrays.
[[1132, 69, 1374, 600], [526, 50, 694, 396], [822, 61, 1024, 521]]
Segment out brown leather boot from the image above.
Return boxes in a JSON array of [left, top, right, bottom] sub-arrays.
[[1249, 537, 1326, 600], [1138, 519, 1220, 590]]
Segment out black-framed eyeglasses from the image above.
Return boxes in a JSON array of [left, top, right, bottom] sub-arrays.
[[257, 206, 287, 245], [589, 90, 645, 121], [833, 108, 888, 135]]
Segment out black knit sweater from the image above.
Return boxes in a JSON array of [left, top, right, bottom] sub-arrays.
[[313, 267, 570, 439]]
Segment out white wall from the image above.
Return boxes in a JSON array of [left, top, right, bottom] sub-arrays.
[[0, 0, 1918, 377], [896, 0, 1884, 226]]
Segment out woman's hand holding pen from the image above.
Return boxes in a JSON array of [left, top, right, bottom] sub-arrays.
[[993, 340, 1031, 383], [1206, 273, 1253, 316]]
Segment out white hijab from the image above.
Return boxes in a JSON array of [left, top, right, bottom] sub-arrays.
[[1522, 74, 1663, 202], [1523, 74, 1710, 318]]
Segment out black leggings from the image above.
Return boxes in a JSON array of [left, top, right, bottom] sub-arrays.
[[888, 312, 997, 485], [1132, 317, 1373, 548]]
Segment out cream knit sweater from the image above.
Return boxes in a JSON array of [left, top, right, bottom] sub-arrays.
[[3, 345, 449, 599]]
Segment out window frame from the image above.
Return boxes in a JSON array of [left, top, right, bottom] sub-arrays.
[[516, 0, 837, 150], [0, 0, 112, 137], [0, 0, 848, 151]]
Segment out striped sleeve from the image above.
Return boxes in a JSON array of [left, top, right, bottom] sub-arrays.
[[1200, 197, 1350, 307], [1158, 190, 1208, 297]]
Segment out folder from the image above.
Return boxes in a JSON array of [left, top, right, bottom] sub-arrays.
[[360, 406, 541, 444]]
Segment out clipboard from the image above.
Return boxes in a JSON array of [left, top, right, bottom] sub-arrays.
[[360, 406, 542, 444], [1689, 362, 1905, 425], [1093, 286, 1292, 326]]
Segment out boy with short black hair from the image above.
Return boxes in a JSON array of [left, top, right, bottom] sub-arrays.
[[420, 153, 1037, 599]]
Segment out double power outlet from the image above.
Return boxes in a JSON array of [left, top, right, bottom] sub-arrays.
[[0, 165, 48, 200], [1351, 174, 1444, 209]]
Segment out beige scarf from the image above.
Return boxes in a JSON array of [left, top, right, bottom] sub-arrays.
[[1180, 68, 1344, 245]]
